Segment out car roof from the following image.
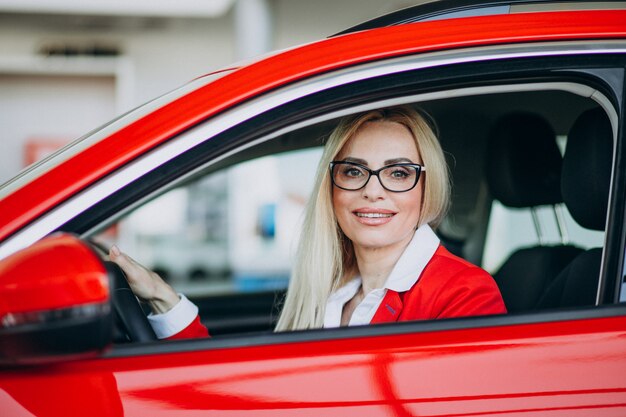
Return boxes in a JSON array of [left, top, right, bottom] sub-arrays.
[[335, 0, 626, 36]]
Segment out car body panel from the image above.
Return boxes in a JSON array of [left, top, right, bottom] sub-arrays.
[[1, 10, 625, 244], [1, 313, 626, 415]]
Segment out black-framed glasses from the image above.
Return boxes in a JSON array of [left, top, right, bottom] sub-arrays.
[[329, 161, 425, 192]]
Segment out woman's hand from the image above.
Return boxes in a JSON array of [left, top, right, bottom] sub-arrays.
[[109, 245, 180, 314]]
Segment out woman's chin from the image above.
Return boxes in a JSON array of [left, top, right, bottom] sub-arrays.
[[350, 233, 407, 252]]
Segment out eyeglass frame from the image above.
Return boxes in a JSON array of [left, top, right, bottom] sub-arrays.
[[329, 160, 425, 193]]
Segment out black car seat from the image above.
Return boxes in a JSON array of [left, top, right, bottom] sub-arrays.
[[536, 108, 613, 309], [486, 112, 583, 313]]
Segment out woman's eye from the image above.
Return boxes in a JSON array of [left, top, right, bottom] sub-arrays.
[[390, 169, 409, 179], [344, 167, 364, 177]]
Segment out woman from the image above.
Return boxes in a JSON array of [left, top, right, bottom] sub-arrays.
[[110, 106, 505, 338]]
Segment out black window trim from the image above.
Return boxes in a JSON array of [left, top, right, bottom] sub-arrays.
[[105, 303, 626, 359]]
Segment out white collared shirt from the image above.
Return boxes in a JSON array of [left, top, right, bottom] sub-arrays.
[[323, 224, 440, 328]]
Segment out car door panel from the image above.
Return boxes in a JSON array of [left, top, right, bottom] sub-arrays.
[[2, 312, 625, 416]]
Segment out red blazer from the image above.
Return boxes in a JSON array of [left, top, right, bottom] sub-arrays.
[[371, 245, 506, 324], [171, 245, 506, 338], [167, 315, 209, 339]]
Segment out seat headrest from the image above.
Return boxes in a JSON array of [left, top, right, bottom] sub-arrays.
[[486, 112, 562, 208], [561, 108, 613, 231]]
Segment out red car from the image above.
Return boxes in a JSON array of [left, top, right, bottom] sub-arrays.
[[2, 1, 626, 415]]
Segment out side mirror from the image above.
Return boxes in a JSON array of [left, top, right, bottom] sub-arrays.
[[0, 234, 113, 364]]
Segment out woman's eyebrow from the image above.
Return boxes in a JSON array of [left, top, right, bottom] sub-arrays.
[[343, 156, 368, 165], [384, 157, 414, 165], [341, 157, 416, 165]]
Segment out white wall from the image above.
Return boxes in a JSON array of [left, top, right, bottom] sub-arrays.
[[0, 73, 116, 181], [0, 15, 236, 106], [0, 18, 234, 182]]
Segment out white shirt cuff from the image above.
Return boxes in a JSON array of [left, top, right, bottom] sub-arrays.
[[147, 293, 199, 339]]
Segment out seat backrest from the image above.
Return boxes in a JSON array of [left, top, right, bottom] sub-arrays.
[[486, 112, 582, 313], [537, 107, 613, 309]]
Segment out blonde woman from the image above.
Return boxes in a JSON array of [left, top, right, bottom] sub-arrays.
[[110, 106, 506, 338]]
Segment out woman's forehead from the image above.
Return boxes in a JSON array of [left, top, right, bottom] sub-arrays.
[[337, 120, 420, 162]]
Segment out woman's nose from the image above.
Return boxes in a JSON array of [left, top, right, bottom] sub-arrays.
[[361, 174, 386, 200]]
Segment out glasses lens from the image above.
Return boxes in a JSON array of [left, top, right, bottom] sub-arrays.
[[332, 163, 368, 190], [380, 165, 418, 191]]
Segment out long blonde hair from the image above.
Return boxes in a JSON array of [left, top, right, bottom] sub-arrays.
[[275, 106, 450, 331]]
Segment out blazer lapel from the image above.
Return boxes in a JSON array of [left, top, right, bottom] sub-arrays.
[[370, 290, 403, 324]]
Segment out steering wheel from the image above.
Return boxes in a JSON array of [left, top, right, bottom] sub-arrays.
[[86, 239, 157, 343], [104, 261, 158, 343]]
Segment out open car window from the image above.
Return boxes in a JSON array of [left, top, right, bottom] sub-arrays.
[[87, 72, 620, 340], [94, 146, 324, 295]]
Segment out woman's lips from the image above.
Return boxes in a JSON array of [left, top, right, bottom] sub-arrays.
[[352, 208, 396, 225]]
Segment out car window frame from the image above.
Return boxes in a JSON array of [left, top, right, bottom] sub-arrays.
[[69, 51, 626, 336], [106, 72, 626, 348], [5, 42, 626, 355]]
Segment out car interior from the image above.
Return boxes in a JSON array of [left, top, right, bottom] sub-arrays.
[[89, 83, 613, 341]]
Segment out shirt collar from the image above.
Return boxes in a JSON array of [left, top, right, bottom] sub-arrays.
[[327, 275, 362, 303], [384, 224, 440, 293], [325, 276, 362, 328]]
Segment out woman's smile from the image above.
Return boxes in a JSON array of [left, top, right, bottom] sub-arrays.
[[353, 208, 396, 225]]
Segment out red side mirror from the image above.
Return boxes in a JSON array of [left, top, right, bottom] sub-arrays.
[[0, 234, 113, 364]]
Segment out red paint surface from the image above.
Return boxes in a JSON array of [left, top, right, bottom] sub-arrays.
[[1, 315, 625, 416], [0, 234, 108, 316], [1, 10, 626, 241]]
